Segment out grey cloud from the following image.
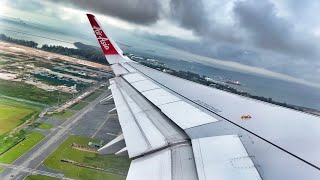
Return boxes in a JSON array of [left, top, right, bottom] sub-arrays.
[[286, 0, 320, 21], [144, 32, 260, 67], [233, 0, 317, 58], [170, 0, 207, 34], [7, 0, 45, 12], [133, 0, 320, 84], [52, 0, 241, 43], [142, 26, 320, 84], [279, 0, 320, 31], [49, 0, 161, 25], [169, 0, 241, 43]]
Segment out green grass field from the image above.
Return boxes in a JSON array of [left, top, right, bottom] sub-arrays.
[[37, 123, 54, 130], [0, 97, 42, 154], [82, 90, 104, 102], [69, 101, 89, 111], [0, 131, 44, 164], [44, 136, 130, 180], [49, 110, 75, 119], [0, 104, 33, 135], [0, 97, 41, 135], [0, 166, 4, 172], [25, 175, 58, 180], [0, 130, 26, 155], [30, 122, 54, 130], [0, 61, 13, 65], [0, 79, 73, 105], [0, 52, 17, 59]]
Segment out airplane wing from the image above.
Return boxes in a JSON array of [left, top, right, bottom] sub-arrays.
[[87, 14, 320, 180]]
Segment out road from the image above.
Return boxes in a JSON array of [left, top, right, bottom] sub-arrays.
[[0, 90, 111, 180]]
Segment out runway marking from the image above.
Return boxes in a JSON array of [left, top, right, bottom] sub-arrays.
[[108, 107, 116, 113], [107, 133, 118, 136], [91, 114, 110, 138]]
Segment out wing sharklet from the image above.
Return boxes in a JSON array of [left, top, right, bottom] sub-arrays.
[[86, 14, 133, 66]]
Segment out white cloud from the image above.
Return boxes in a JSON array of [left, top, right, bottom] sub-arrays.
[[0, 1, 10, 17]]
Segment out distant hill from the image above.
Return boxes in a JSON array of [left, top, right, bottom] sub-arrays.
[[41, 42, 108, 65], [74, 42, 101, 51]]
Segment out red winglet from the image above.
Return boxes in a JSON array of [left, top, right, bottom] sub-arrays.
[[87, 14, 119, 55]]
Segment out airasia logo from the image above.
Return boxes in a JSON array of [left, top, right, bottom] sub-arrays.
[[93, 26, 110, 51]]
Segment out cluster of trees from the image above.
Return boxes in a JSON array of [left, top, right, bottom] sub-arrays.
[[0, 34, 38, 48], [41, 42, 107, 65]]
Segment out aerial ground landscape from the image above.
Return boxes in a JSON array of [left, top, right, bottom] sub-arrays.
[[0, 37, 130, 179], [1, 0, 320, 180]]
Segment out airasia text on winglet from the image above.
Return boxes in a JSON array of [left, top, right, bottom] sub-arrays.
[[93, 26, 110, 51]]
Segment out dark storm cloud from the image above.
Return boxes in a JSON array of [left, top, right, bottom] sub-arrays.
[[170, 0, 207, 34], [233, 0, 317, 58], [169, 0, 241, 43], [50, 0, 161, 25]]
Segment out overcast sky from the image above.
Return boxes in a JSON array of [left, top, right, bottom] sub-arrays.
[[1, 0, 320, 88]]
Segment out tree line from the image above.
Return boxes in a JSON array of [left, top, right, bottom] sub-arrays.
[[41, 42, 108, 65], [0, 34, 38, 48], [0, 34, 108, 65]]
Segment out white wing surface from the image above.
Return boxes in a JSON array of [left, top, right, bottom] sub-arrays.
[[87, 14, 320, 180]]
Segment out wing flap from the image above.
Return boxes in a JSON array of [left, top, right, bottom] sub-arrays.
[[109, 78, 188, 158], [127, 148, 172, 180], [109, 79, 150, 157], [127, 145, 199, 180], [192, 135, 262, 180]]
